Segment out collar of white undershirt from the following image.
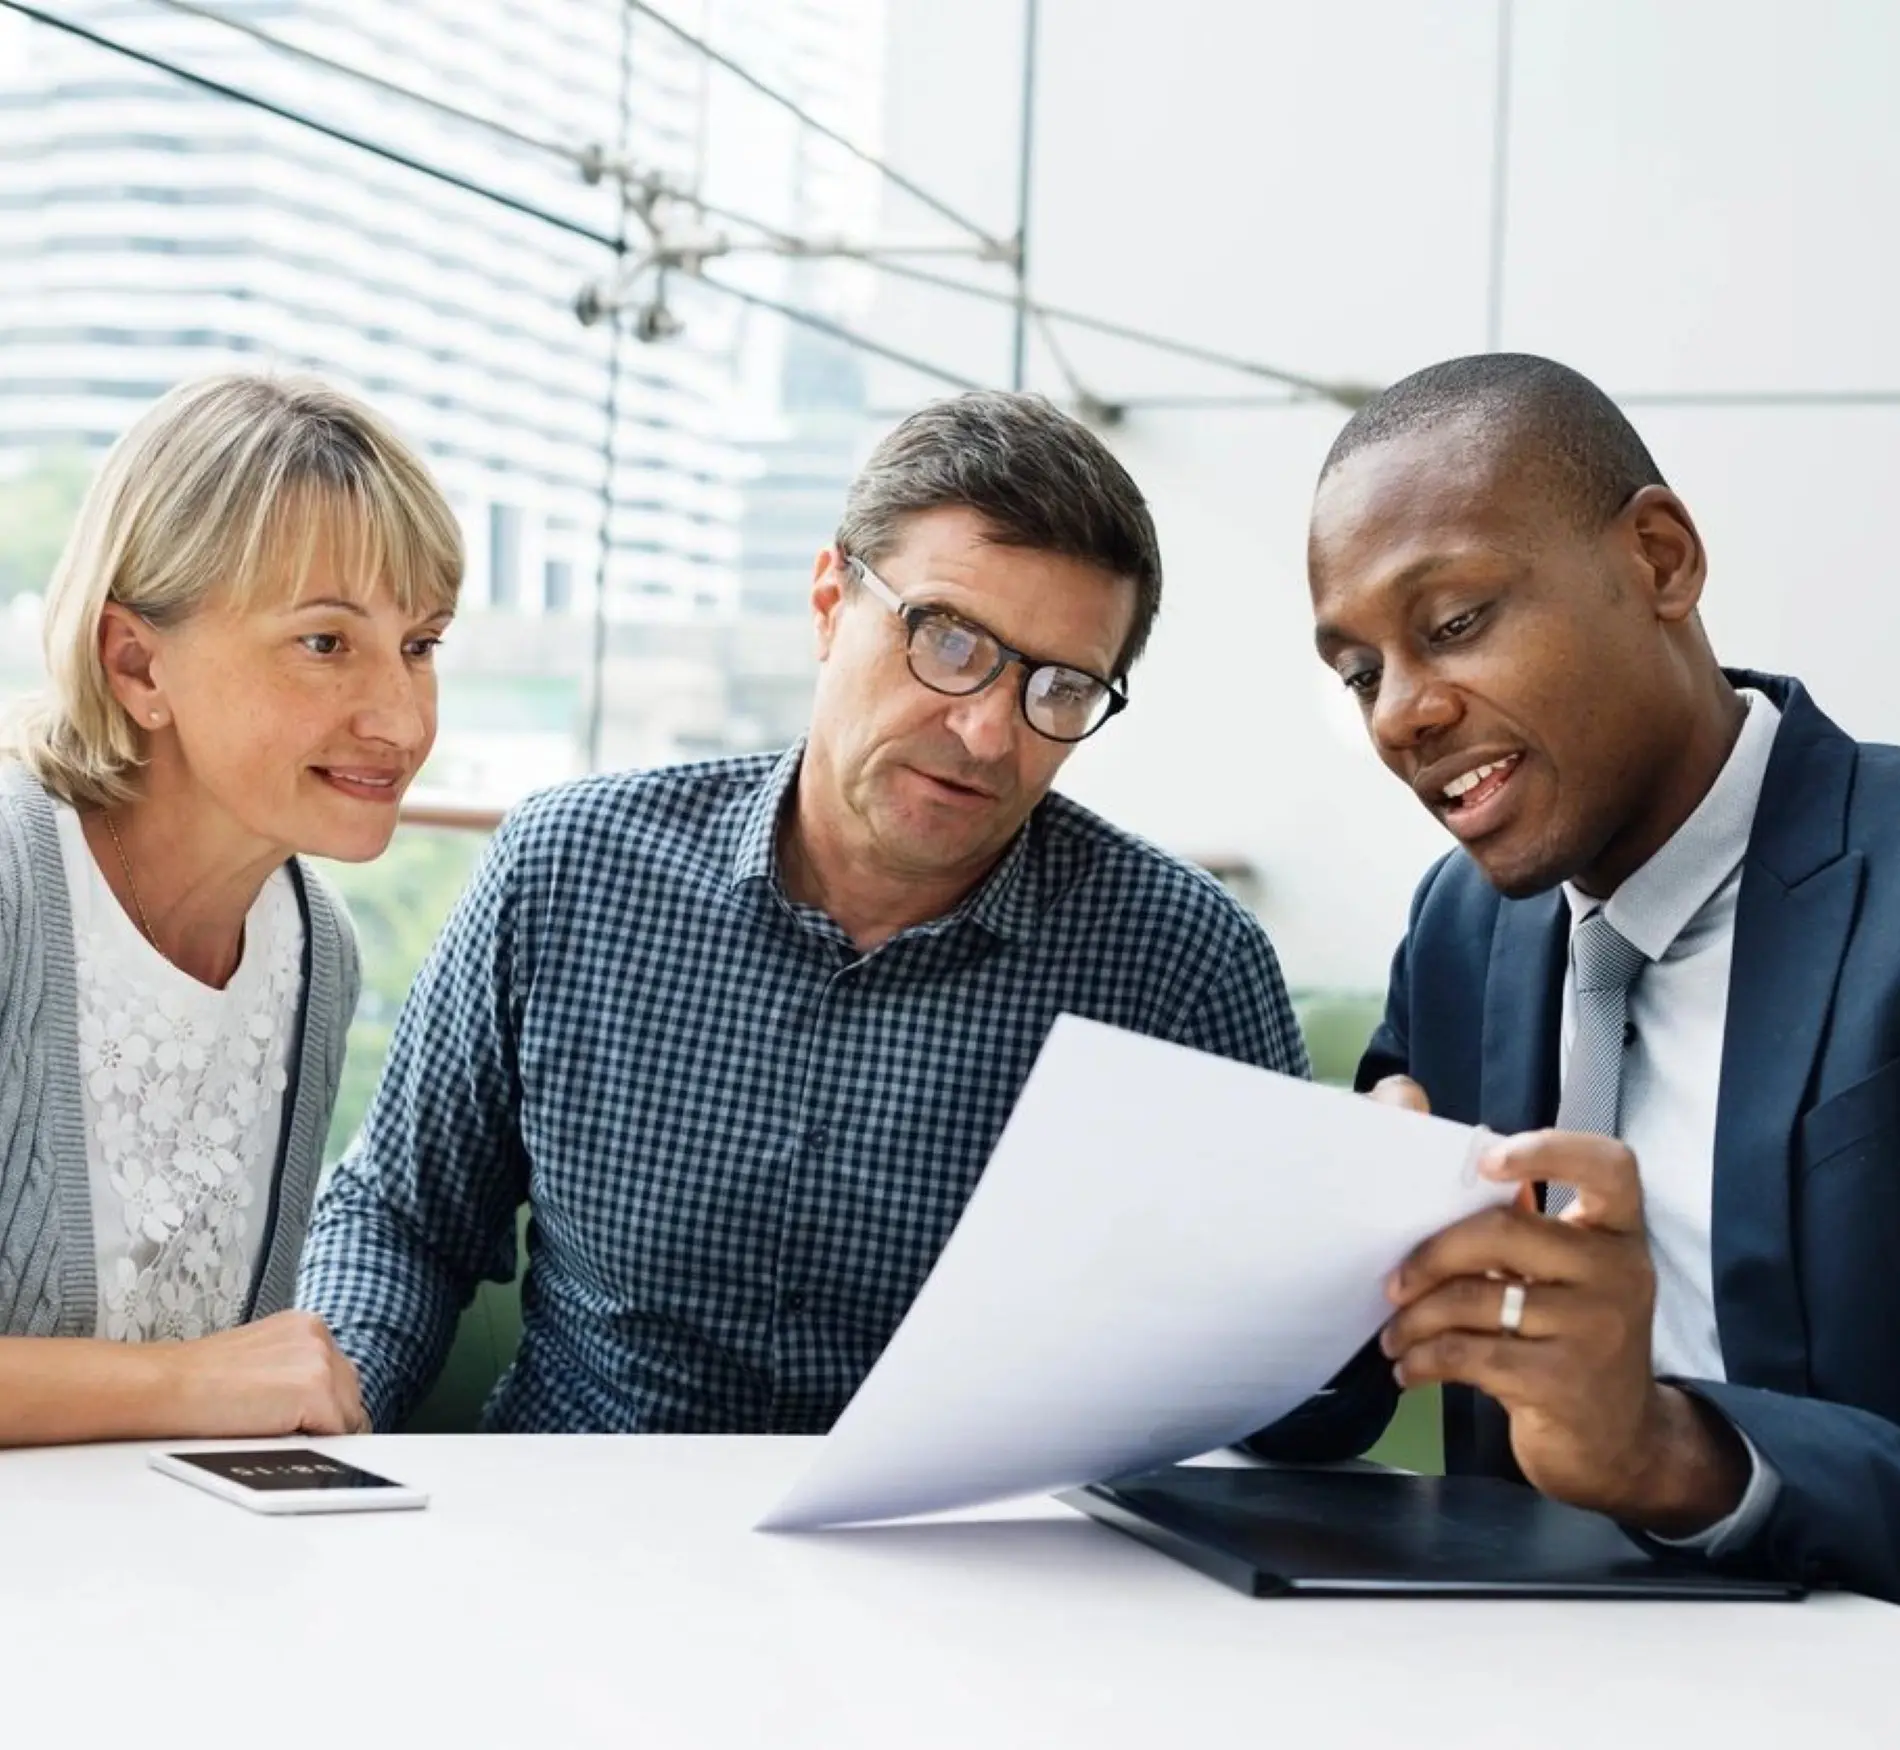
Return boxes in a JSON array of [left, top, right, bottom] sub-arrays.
[[1561, 687, 1782, 960]]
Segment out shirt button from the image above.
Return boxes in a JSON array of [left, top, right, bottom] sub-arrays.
[[805, 1122, 830, 1150], [784, 1290, 808, 1314]]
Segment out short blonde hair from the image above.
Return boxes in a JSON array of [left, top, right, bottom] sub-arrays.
[[6, 373, 465, 809]]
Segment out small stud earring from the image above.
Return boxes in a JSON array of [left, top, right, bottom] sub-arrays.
[[149, 712, 164, 726]]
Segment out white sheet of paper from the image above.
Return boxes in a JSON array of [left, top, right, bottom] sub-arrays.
[[760, 1014, 1510, 1532]]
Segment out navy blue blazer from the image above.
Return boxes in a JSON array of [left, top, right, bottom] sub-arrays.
[[1256, 672, 1900, 1600]]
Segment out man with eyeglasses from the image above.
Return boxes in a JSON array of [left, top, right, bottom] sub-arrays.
[[299, 391, 1309, 1433]]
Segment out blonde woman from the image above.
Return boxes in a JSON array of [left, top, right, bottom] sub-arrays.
[[0, 374, 462, 1445]]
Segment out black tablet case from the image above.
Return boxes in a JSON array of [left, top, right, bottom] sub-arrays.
[[1062, 1465, 1806, 1600]]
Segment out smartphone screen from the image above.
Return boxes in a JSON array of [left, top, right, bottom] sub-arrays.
[[167, 1448, 403, 1493]]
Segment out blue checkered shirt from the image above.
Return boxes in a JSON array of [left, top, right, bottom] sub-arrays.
[[298, 746, 1308, 1432]]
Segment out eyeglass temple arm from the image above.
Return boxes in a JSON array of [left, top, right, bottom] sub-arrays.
[[840, 551, 902, 613]]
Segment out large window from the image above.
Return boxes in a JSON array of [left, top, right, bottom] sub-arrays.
[[0, 0, 887, 782], [0, 0, 887, 1163]]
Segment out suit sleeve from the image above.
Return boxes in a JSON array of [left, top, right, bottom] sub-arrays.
[[1353, 887, 1422, 1094], [1631, 1380, 1900, 1601], [1240, 868, 1443, 1462]]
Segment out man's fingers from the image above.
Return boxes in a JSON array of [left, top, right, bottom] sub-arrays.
[[1381, 1275, 1589, 1356], [1389, 1327, 1549, 1398], [1476, 1130, 1645, 1232], [1388, 1203, 1608, 1304], [1368, 1074, 1431, 1115]]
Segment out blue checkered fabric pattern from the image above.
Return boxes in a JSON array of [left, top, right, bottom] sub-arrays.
[[297, 745, 1308, 1433]]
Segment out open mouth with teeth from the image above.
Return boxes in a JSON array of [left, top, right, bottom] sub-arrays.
[[1441, 753, 1521, 816]]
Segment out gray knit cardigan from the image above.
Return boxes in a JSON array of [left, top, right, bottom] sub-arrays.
[[0, 765, 359, 1336]]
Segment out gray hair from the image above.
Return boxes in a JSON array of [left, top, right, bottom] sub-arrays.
[[836, 391, 1162, 676]]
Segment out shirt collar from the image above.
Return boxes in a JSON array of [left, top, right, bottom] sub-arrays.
[[728, 743, 805, 889], [1563, 687, 1782, 959], [726, 740, 1039, 943], [949, 820, 1037, 943]]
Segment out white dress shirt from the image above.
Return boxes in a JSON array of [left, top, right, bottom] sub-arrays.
[[1558, 688, 1780, 1551]]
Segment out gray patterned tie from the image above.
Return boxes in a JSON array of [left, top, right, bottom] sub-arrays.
[[1546, 911, 1647, 1217]]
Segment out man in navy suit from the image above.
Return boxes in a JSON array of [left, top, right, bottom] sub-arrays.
[[1266, 352, 1900, 1599]]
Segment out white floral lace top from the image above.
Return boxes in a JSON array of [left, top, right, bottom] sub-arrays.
[[53, 804, 304, 1342]]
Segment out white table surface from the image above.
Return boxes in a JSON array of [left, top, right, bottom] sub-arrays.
[[1, 1434, 1891, 1749]]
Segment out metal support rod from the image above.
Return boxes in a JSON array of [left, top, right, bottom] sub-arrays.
[[1010, 0, 1040, 391], [1484, 0, 1514, 351], [582, 5, 639, 775]]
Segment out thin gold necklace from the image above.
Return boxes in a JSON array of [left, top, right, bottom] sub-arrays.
[[102, 812, 161, 951]]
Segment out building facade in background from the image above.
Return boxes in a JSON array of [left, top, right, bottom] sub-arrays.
[[0, 0, 885, 789]]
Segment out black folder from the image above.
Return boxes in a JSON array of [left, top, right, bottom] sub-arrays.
[[1061, 1464, 1806, 1599]]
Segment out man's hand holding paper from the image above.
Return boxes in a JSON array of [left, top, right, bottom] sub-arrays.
[[1379, 1124, 1751, 1538]]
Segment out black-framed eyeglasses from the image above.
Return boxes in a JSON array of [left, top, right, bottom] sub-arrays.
[[846, 555, 1129, 744]]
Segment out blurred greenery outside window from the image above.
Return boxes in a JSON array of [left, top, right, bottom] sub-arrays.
[[0, 447, 93, 604], [315, 825, 488, 1164]]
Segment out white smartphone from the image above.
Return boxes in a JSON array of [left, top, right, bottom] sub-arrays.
[[148, 1446, 429, 1515]]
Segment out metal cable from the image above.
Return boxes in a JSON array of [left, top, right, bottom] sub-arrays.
[[142, 0, 584, 164], [1, 1, 620, 247], [622, 0, 1005, 252], [694, 272, 984, 391], [832, 252, 1363, 403]]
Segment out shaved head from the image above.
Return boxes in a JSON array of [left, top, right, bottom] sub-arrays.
[[1321, 353, 1666, 535]]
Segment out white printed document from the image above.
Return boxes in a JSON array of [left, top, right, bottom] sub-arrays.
[[761, 1014, 1507, 1531]]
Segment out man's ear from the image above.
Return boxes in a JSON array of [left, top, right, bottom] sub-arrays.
[[1623, 486, 1707, 625], [812, 547, 850, 661], [97, 602, 171, 729]]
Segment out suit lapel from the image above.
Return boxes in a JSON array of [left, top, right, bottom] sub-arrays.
[[1480, 890, 1567, 1135], [1714, 678, 1863, 1394], [1450, 886, 1567, 1480]]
